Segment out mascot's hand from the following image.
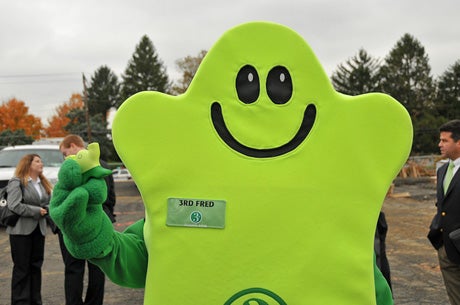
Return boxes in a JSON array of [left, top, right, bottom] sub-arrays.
[[50, 159, 83, 229], [50, 151, 114, 259]]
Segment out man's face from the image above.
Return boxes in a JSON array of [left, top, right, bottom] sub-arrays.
[[60, 143, 83, 158], [439, 131, 460, 160]]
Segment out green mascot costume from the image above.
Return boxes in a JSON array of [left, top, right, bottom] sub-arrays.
[[51, 22, 412, 305]]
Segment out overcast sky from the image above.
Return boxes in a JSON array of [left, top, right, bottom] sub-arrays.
[[0, 0, 458, 124]]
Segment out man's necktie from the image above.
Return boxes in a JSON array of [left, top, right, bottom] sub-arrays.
[[444, 161, 455, 194]]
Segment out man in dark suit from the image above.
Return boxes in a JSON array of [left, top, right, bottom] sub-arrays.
[[58, 134, 116, 305], [428, 120, 460, 305]]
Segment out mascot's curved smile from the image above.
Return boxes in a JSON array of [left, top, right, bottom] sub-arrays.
[[211, 102, 316, 158], [211, 64, 316, 158]]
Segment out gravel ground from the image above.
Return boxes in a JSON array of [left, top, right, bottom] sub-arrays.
[[385, 179, 449, 305]]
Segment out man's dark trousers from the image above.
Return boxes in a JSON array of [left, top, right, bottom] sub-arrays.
[[58, 232, 105, 305]]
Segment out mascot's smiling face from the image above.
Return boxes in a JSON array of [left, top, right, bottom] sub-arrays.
[[112, 22, 412, 305], [196, 23, 331, 158], [210, 65, 316, 158]]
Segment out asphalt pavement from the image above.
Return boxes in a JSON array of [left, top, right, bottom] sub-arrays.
[[0, 179, 451, 304], [0, 180, 145, 305]]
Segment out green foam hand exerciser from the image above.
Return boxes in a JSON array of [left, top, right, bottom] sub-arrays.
[[112, 22, 412, 304]]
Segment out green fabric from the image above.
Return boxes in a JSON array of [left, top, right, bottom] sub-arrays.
[[66, 142, 106, 174], [91, 219, 148, 288], [374, 253, 393, 305], [50, 142, 148, 288], [112, 21, 412, 304], [444, 161, 455, 194], [50, 22, 411, 304], [50, 145, 113, 259]]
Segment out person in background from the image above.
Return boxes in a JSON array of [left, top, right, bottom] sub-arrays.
[[375, 211, 392, 291], [7, 154, 53, 305], [57, 134, 116, 305], [428, 119, 460, 305]]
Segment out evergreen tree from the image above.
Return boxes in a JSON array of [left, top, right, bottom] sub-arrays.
[[87, 66, 120, 119], [331, 48, 380, 95], [436, 60, 460, 120], [119, 35, 170, 105], [0, 129, 34, 146], [377, 33, 437, 154]]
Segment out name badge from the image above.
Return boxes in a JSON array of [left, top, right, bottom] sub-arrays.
[[166, 198, 226, 229]]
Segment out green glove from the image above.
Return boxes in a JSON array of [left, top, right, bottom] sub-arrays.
[[50, 145, 114, 259]]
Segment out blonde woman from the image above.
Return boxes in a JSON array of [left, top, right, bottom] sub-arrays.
[[7, 154, 52, 305]]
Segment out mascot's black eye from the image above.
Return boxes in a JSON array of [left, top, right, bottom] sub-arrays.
[[236, 65, 260, 104], [266, 66, 292, 104]]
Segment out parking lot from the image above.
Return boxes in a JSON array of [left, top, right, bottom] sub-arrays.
[[0, 180, 145, 305], [0, 179, 452, 304]]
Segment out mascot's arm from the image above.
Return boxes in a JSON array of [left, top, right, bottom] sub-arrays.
[[90, 219, 148, 288], [374, 253, 393, 305], [51, 159, 148, 288], [49, 159, 113, 259]]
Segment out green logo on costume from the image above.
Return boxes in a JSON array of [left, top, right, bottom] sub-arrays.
[[224, 288, 287, 305], [190, 211, 202, 223]]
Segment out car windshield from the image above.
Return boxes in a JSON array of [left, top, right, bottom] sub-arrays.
[[0, 149, 64, 168]]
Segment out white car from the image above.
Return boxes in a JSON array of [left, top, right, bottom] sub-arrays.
[[0, 144, 64, 188], [112, 168, 132, 181]]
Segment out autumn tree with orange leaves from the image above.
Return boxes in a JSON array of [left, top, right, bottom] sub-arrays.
[[44, 93, 84, 137], [0, 98, 43, 139]]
